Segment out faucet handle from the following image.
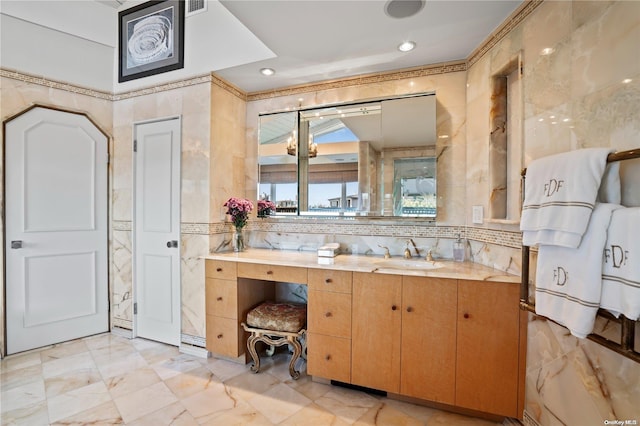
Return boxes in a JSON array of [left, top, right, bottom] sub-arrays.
[[426, 249, 434, 262], [378, 244, 391, 259]]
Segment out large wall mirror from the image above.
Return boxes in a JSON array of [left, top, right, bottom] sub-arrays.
[[258, 93, 437, 218]]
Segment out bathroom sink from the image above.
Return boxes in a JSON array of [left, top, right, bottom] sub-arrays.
[[373, 258, 444, 271]]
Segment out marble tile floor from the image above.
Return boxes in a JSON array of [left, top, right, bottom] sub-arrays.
[[1, 333, 518, 425]]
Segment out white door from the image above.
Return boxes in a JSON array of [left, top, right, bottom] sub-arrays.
[[5, 106, 109, 355], [134, 118, 181, 346]]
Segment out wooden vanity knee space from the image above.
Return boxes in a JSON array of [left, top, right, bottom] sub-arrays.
[[204, 251, 525, 419]]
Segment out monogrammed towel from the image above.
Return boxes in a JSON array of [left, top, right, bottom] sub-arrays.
[[601, 207, 640, 320], [521, 148, 614, 248], [535, 203, 622, 338]]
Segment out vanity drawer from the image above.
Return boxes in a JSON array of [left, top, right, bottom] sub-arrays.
[[308, 269, 352, 294], [205, 260, 237, 280], [307, 333, 351, 383], [237, 263, 307, 284], [205, 278, 237, 319], [308, 290, 351, 338], [206, 315, 242, 358]]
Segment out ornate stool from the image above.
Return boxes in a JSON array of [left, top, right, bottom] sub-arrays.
[[241, 301, 307, 379]]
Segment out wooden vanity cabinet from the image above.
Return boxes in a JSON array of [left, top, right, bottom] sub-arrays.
[[351, 272, 402, 393], [203, 256, 523, 418], [307, 269, 352, 383], [351, 273, 457, 399], [205, 260, 241, 357], [400, 276, 457, 404], [205, 260, 273, 359], [455, 280, 520, 418]]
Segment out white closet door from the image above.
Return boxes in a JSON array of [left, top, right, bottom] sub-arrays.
[[134, 118, 181, 346]]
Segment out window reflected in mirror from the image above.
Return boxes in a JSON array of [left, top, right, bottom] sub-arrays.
[[393, 157, 436, 217]]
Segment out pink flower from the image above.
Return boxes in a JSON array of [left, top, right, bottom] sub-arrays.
[[223, 197, 253, 229], [258, 199, 276, 212]]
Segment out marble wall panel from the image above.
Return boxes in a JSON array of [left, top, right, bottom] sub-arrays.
[[180, 234, 208, 339], [111, 230, 133, 326], [571, 1, 640, 100], [467, 1, 640, 423]]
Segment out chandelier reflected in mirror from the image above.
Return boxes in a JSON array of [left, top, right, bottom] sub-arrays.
[[286, 130, 318, 158]]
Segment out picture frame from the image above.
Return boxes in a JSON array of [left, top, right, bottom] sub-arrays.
[[118, 0, 185, 82]]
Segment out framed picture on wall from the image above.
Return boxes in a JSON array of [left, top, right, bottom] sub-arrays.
[[118, 0, 185, 82]]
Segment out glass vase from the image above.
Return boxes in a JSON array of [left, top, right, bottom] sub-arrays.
[[232, 227, 246, 252]]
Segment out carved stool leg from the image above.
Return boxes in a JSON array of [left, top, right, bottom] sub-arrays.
[[286, 336, 302, 380], [246, 333, 261, 373]]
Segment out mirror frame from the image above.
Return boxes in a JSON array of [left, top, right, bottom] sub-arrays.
[[257, 92, 437, 220]]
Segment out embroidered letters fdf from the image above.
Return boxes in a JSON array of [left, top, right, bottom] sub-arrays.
[[544, 179, 565, 197], [604, 245, 630, 268]]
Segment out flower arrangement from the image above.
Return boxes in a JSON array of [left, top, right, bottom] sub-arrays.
[[257, 199, 276, 217], [223, 197, 254, 230]]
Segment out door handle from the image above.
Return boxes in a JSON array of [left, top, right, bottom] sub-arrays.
[[166, 240, 178, 248], [11, 240, 23, 249]]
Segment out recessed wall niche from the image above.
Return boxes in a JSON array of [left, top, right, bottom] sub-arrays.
[[489, 54, 523, 222]]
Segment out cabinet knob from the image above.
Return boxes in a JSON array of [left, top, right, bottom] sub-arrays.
[[463, 313, 470, 319], [267, 270, 273, 275], [406, 306, 414, 313], [216, 297, 223, 301], [217, 334, 223, 339], [216, 267, 222, 272], [325, 354, 332, 361], [325, 278, 333, 284], [391, 305, 397, 311], [325, 312, 332, 318]]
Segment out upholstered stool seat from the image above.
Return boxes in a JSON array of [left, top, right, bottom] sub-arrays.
[[242, 301, 307, 379]]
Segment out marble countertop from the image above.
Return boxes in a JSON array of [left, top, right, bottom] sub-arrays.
[[204, 249, 520, 283]]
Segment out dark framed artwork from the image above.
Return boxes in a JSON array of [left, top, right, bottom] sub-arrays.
[[118, 0, 185, 82]]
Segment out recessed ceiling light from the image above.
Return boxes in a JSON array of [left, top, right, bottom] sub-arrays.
[[385, 0, 425, 19], [540, 47, 555, 56], [398, 41, 416, 52], [622, 78, 633, 84], [260, 68, 275, 76]]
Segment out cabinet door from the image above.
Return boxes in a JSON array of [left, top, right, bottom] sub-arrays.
[[237, 263, 307, 284], [205, 278, 238, 319], [351, 272, 402, 393], [308, 269, 352, 294], [456, 280, 519, 417], [206, 315, 242, 357], [401, 276, 457, 404], [205, 260, 237, 280], [308, 290, 351, 338], [307, 333, 351, 383]]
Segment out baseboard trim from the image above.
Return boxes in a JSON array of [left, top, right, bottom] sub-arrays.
[[111, 326, 133, 339], [179, 343, 210, 359]]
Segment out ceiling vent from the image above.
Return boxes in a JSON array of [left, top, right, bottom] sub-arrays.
[[186, 0, 207, 17]]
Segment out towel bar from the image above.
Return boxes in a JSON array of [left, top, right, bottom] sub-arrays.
[[520, 147, 640, 364]]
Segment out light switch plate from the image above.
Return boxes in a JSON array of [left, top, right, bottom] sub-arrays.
[[472, 206, 483, 224]]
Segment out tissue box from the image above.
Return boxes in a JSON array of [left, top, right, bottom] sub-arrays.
[[317, 243, 340, 258], [317, 256, 335, 265]]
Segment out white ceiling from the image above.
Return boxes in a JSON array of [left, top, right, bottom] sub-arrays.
[[214, 0, 523, 93]]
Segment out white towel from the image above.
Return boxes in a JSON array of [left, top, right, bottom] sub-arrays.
[[521, 148, 614, 248], [597, 162, 621, 204], [601, 207, 640, 320], [535, 203, 622, 338]]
